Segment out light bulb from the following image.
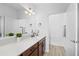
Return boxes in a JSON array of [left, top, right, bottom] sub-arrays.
[[28, 13, 32, 16], [25, 11, 28, 14]]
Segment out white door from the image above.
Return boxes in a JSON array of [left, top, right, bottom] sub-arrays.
[[49, 14, 66, 46], [65, 4, 76, 56], [77, 20, 79, 55], [77, 5, 79, 56], [49, 13, 75, 56]]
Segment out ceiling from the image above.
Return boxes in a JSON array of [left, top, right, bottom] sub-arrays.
[[20, 3, 70, 15], [2, 3, 70, 15], [1, 3, 26, 11]]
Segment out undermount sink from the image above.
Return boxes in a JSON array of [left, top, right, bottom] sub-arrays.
[[0, 36, 17, 46]]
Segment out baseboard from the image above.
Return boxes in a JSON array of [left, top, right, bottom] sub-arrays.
[[50, 43, 64, 47], [45, 49, 49, 53]]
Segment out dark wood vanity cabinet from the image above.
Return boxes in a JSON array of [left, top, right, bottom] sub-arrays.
[[30, 48, 38, 56], [19, 37, 46, 56], [38, 38, 45, 56]]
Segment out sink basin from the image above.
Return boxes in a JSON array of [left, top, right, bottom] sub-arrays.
[[0, 36, 17, 46], [19, 34, 31, 40]]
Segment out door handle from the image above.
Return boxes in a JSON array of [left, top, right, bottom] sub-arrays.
[[70, 40, 76, 43], [64, 25, 66, 37], [70, 40, 79, 43]]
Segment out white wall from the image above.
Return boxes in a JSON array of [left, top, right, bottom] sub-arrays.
[[49, 4, 76, 56], [0, 4, 18, 18]]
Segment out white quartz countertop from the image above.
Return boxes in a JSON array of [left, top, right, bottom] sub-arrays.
[[0, 34, 46, 56]]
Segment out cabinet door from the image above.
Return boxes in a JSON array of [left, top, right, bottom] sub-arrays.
[[39, 41, 43, 56], [30, 49, 38, 56], [39, 38, 46, 56], [22, 49, 32, 56], [43, 39, 45, 54], [21, 43, 38, 56]]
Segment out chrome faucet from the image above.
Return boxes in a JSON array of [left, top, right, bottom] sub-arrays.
[[31, 29, 39, 37], [31, 29, 35, 37], [20, 26, 27, 34]]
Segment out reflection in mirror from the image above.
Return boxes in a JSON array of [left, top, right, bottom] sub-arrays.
[[5, 16, 15, 35], [0, 16, 21, 37], [0, 16, 31, 38], [0, 16, 6, 37], [5, 16, 20, 37]]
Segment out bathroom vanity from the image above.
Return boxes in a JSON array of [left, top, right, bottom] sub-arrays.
[[19, 37, 46, 56], [0, 34, 46, 56]]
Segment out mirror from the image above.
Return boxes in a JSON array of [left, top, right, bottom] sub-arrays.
[[0, 16, 21, 37], [0, 16, 40, 38], [5, 16, 21, 37]]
